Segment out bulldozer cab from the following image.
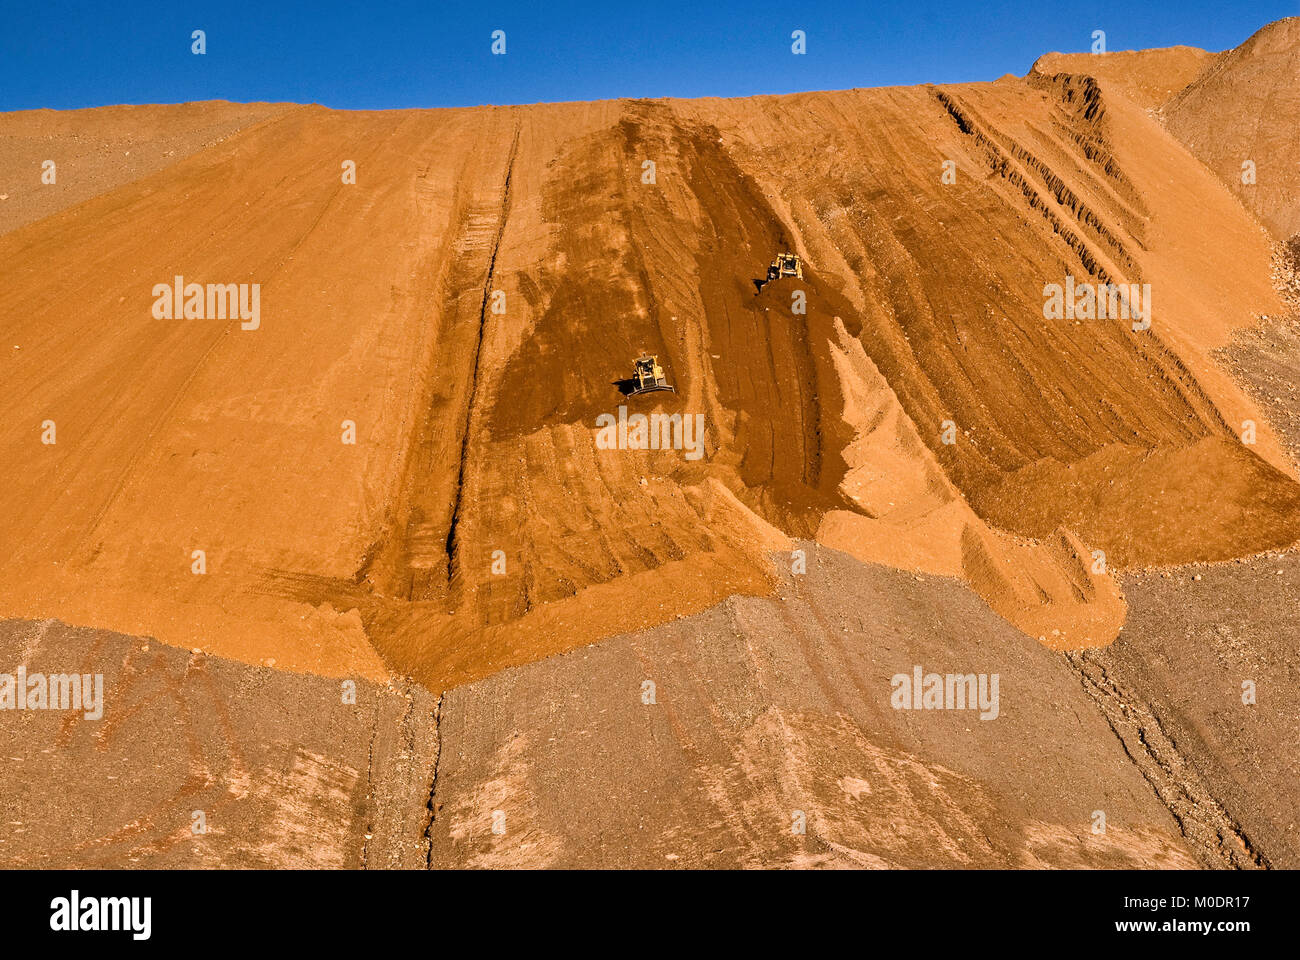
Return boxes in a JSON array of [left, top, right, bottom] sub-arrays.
[[634, 355, 661, 386]]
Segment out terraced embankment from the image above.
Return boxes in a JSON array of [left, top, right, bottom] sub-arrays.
[[4, 20, 1299, 871], [1, 38, 1298, 697]]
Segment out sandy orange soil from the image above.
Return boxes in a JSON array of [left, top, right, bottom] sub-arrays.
[[1163, 19, 1300, 242], [0, 101, 294, 235], [1033, 19, 1300, 244], [1, 24, 1298, 690], [1031, 46, 1219, 110]]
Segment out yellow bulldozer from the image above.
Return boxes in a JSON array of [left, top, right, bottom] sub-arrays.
[[626, 354, 675, 396], [766, 252, 803, 284]]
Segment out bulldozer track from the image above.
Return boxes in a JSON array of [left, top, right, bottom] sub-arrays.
[[444, 119, 522, 594], [1066, 649, 1269, 870]]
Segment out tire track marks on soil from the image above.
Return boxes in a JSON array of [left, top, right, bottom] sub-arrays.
[[1066, 649, 1269, 869], [444, 120, 521, 596]]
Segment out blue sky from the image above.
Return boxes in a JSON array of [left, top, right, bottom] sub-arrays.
[[0, 1, 1292, 111]]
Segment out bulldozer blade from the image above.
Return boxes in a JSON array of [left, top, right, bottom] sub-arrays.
[[627, 384, 676, 396]]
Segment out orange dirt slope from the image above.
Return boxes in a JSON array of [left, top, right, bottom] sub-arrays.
[[2, 32, 1298, 687], [1164, 18, 1300, 241], [1030, 46, 1218, 110]]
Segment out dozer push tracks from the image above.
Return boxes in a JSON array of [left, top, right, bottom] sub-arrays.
[[445, 120, 522, 593]]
